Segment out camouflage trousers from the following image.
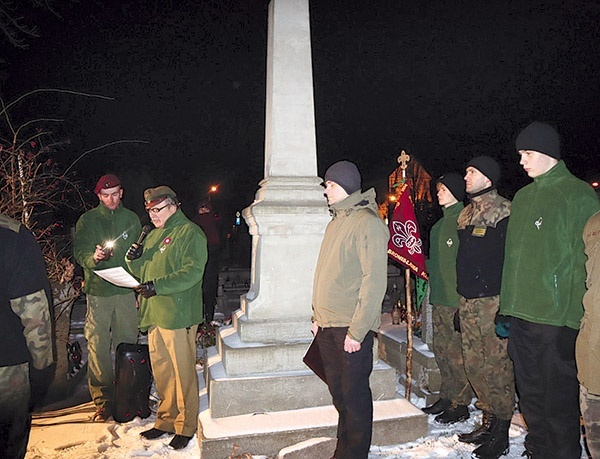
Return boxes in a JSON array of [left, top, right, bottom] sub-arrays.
[[0, 363, 31, 459], [432, 304, 474, 405], [459, 296, 515, 420], [581, 385, 600, 459]]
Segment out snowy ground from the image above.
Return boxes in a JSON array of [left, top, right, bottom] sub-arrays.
[[26, 372, 571, 459], [25, 304, 589, 458]]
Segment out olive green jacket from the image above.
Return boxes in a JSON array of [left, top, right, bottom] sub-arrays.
[[577, 210, 600, 394], [126, 209, 207, 332], [312, 188, 389, 342], [74, 203, 141, 297]]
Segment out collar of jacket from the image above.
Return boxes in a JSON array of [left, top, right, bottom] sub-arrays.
[[531, 160, 566, 186], [162, 208, 186, 229], [467, 186, 496, 200], [96, 202, 123, 216], [330, 188, 377, 217], [442, 200, 464, 217]]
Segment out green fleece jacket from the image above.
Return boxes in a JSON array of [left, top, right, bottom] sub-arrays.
[[74, 203, 141, 297], [312, 188, 389, 342], [126, 209, 207, 332], [500, 161, 600, 329], [427, 201, 463, 308]]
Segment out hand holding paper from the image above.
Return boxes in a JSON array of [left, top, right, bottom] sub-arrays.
[[93, 267, 140, 288]]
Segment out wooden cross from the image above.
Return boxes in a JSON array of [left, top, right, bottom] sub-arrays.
[[397, 150, 410, 180]]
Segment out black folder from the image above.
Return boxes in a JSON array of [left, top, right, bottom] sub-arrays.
[[303, 337, 327, 384]]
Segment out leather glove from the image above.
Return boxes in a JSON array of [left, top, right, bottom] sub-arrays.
[[453, 309, 461, 333], [135, 281, 156, 298], [126, 243, 143, 260], [494, 313, 511, 339]]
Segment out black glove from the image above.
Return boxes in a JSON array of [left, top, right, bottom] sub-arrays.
[[453, 310, 461, 333], [29, 363, 56, 411], [494, 313, 511, 339], [135, 281, 156, 298], [126, 243, 143, 260]]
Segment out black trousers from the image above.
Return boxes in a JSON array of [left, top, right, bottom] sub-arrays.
[[508, 318, 582, 459], [316, 327, 374, 459]]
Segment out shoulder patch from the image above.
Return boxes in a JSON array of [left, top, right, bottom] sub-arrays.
[[0, 214, 21, 233]]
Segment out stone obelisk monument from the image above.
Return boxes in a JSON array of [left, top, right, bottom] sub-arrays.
[[199, 1, 426, 456]]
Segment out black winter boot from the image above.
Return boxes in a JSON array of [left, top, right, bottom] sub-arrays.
[[471, 418, 510, 459], [422, 398, 450, 415], [434, 403, 469, 424], [458, 412, 496, 444]]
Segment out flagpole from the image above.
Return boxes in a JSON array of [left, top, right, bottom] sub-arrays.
[[398, 150, 413, 400], [404, 265, 413, 399]]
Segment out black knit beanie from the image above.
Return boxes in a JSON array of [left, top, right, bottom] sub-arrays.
[[323, 160, 362, 194], [467, 156, 501, 185], [438, 172, 465, 201], [515, 121, 561, 159]]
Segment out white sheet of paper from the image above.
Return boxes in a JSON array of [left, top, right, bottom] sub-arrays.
[[93, 267, 140, 288]]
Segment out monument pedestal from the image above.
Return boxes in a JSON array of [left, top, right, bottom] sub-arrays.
[[198, 0, 428, 456], [199, 393, 428, 458]]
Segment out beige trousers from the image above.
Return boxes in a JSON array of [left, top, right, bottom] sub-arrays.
[[148, 325, 199, 437]]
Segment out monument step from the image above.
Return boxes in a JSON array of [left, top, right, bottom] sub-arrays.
[[198, 395, 428, 458], [205, 346, 397, 418]]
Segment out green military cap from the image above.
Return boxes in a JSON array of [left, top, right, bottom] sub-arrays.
[[144, 185, 177, 209]]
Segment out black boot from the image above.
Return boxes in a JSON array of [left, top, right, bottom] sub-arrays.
[[422, 398, 450, 415], [458, 412, 496, 444], [471, 418, 510, 459], [434, 403, 469, 424]]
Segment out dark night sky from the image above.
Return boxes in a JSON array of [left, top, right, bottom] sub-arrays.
[[2, 0, 600, 222]]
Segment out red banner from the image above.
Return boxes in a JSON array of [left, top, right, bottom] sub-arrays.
[[387, 182, 429, 281]]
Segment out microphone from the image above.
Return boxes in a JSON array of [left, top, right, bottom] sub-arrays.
[[135, 224, 154, 246]]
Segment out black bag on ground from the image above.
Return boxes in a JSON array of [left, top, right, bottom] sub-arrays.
[[113, 342, 153, 423]]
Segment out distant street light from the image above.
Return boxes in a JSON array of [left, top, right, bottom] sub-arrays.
[[208, 185, 219, 201]]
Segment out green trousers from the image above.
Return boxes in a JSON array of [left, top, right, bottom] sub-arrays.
[[84, 292, 139, 407]]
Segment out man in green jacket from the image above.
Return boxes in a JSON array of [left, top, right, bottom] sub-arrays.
[[126, 186, 207, 451], [423, 173, 474, 424], [73, 174, 141, 421], [500, 121, 600, 459], [311, 160, 389, 459]]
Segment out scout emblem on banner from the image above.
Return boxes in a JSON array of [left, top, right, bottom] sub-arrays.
[[387, 181, 429, 281]]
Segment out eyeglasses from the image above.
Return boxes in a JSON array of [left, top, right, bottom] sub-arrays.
[[147, 204, 170, 214]]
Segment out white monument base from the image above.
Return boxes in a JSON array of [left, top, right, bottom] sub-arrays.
[[198, 391, 428, 458]]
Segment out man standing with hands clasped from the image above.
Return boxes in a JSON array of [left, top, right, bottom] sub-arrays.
[[500, 121, 600, 459], [73, 174, 141, 422], [126, 186, 207, 451], [311, 160, 389, 459]]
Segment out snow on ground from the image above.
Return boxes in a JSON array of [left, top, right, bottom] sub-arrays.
[[26, 311, 588, 458], [24, 374, 546, 459]]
